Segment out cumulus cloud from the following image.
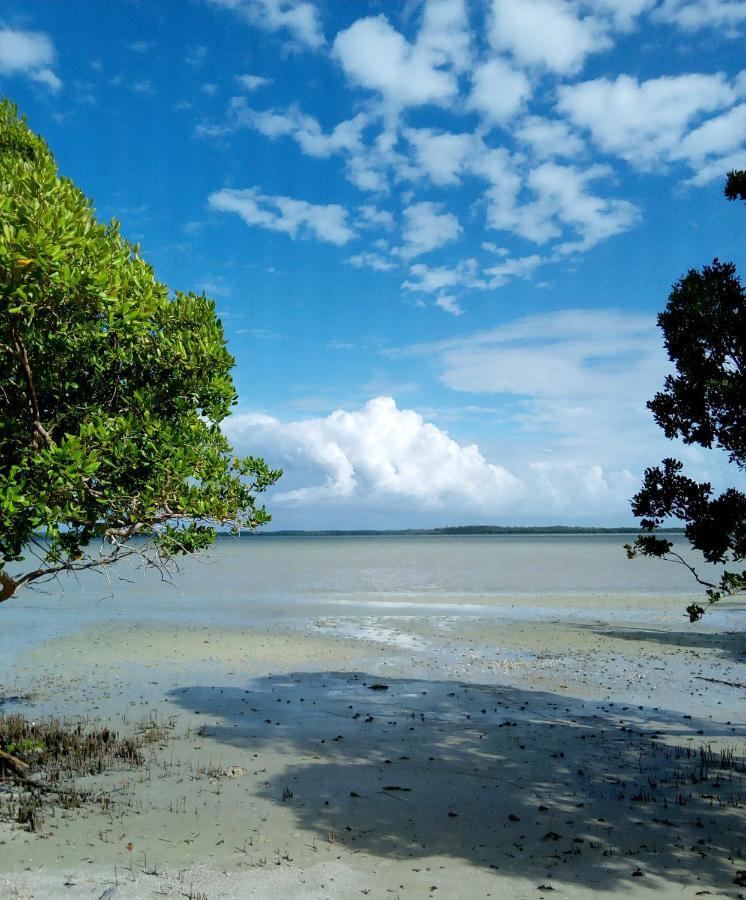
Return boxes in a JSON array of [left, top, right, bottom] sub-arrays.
[[671, 103, 746, 181], [223, 386, 708, 525], [486, 161, 639, 252], [397, 201, 462, 259], [466, 57, 531, 125], [356, 205, 395, 230], [195, 0, 745, 310], [487, 0, 610, 75], [590, 0, 655, 30], [225, 396, 522, 511], [404, 127, 474, 186], [208, 0, 325, 49], [402, 135, 622, 261], [208, 187, 356, 245], [557, 72, 740, 178], [403, 249, 547, 310], [484, 253, 544, 287], [332, 0, 470, 113], [403, 258, 486, 294], [515, 116, 585, 160], [654, 0, 746, 31], [0, 28, 61, 91], [348, 251, 397, 271], [221, 308, 733, 525], [389, 307, 734, 505]]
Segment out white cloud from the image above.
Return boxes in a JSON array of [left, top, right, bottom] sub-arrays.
[[29, 67, 62, 92], [232, 99, 368, 158], [435, 294, 464, 316], [671, 103, 746, 182], [223, 310, 733, 525], [415, 0, 472, 74], [557, 72, 737, 173], [236, 73, 271, 90], [392, 306, 734, 509], [332, 0, 470, 112], [0, 28, 61, 91], [208, 0, 325, 49], [589, 0, 655, 30], [356, 205, 395, 230], [674, 103, 746, 159], [487, 0, 610, 75], [403, 258, 485, 294], [466, 57, 531, 125], [404, 127, 473, 186], [515, 116, 585, 160], [224, 387, 692, 524], [397, 201, 462, 259], [421, 308, 660, 397], [486, 161, 639, 251], [686, 148, 746, 187], [225, 396, 522, 510], [396, 308, 671, 474], [208, 187, 356, 245], [484, 253, 544, 287], [222, 98, 395, 192], [654, 0, 746, 31], [348, 252, 397, 271]]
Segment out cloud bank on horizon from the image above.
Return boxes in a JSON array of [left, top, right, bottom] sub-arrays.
[[1, 0, 743, 527]]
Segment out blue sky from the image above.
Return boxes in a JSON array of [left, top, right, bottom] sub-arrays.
[[1, 0, 744, 528]]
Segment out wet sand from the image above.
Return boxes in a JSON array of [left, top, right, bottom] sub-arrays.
[[1, 561, 745, 898]]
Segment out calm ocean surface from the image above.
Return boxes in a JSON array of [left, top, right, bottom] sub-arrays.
[[2, 532, 712, 611], [204, 533, 705, 597], [2, 533, 725, 670]]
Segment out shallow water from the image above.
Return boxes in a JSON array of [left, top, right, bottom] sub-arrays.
[[1, 534, 745, 899], [0, 533, 725, 670]]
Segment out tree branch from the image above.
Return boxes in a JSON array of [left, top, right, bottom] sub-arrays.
[[10, 323, 53, 451], [7, 545, 144, 599], [660, 549, 719, 591]]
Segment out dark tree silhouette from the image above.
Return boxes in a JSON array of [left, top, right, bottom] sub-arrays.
[[626, 171, 745, 621]]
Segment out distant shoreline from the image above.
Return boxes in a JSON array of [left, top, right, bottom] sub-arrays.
[[250, 525, 684, 536]]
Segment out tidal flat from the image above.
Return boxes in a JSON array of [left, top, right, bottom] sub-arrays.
[[1, 535, 745, 898]]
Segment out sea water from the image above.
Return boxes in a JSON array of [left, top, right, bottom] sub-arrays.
[[0, 533, 723, 669]]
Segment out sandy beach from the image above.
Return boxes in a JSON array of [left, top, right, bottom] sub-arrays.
[[1, 537, 745, 898]]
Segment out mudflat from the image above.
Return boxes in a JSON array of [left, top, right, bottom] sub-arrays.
[[1, 537, 744, 898]]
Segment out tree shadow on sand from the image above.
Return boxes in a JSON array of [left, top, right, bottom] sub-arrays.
[[576, 623, 746, 667], [168, 672, 746, 895]]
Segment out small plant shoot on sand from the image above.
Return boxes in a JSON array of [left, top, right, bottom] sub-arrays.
[[626, 171, 745, 621], [0, 101, 281, 603]]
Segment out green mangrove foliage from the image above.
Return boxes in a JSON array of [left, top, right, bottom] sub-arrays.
[[0, 100, 281, 602]]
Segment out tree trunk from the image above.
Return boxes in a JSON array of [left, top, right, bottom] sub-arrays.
[[0, 748, 29, 776], [0, 570, 17, 602]]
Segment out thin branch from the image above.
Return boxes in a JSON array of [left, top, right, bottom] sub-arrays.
[[660, 549, 719, 590], [10, 545, 142, 596], [9, 323, 53, 450]]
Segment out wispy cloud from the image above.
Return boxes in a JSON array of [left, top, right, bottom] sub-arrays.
[[208, 187, 357, 245], [207, 0, 325, 49]]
